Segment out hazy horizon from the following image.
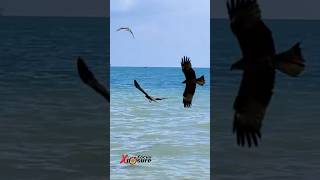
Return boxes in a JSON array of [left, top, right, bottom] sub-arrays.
[[212, 0, 320, 20], [0, 14, 107, 18], [2, 16, 320, 20], [0, 0, 108, 17], [110, 65, 210, 68], [211, 17, 320, 20]]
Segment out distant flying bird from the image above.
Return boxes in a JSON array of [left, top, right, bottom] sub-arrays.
[[116, 27, 135, 39], [77, 57, 110, 102], [134, 80, 166, 102], [181, 56, 205, 108], [227, 0, 305, 147]]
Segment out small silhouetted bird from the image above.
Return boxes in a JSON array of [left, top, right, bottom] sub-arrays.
[[134, 80, 166, 102], [116, 27, 135, 39]]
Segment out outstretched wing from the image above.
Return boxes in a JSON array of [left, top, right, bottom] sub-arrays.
[[155, 97, 167, 100], [227, 0, 276, 147], [116, 27, 128, 31], [134, 80, 149, 97], [181, 56, 196, 108], [128, 29, 135, 39], [227, 0, 275, 61], [77, 57, 110, 102], [116, 28, 123, 31], [233, 67, 275, 147]]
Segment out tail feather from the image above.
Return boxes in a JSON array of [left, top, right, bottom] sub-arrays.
[[275, 43, 305, 77], [196, 75, 205, 86]]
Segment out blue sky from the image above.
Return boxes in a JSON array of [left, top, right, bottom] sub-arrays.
[[110, 0, 210, 67]]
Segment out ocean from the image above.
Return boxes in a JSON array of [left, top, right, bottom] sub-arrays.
[[212, 19, 320, 179], [0, 17, 109, 179], [1, 16, 318, 180], [110, 67, 210, 179]]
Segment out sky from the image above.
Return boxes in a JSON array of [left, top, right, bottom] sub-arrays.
[[212, 0, 320, 19], [110, 0, 210, 67], [0, 0, 107, 17]]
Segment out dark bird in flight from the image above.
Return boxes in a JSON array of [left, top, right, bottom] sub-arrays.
[[227, 0, 305, 147], [134, 80, 166, 102], [181, 56, 205, 108], [77, 57, 110, 102], [116, 27, 135, 39]]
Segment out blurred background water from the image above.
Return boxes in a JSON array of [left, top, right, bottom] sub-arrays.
[[0, 17, 109, 180]]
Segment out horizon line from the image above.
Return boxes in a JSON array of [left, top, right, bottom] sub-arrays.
[[211, 17, 320, 21], [1, 15, 109, 18], [111, 65, 210, 68], [3, 16, 320, 20]]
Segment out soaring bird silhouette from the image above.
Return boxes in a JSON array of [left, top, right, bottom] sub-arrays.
[[181, 56, 205, 108], [227, 0, 305, 147], [77, 57, 110, 102], [116, 27, 135, 39], [134, 80, 166, 102]]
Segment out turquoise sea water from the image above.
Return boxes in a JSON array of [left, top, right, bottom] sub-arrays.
[[213, 19, 320, 179], [110, 67, 210, 179]]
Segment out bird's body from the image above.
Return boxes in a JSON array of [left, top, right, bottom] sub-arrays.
[[181, 56, 205, 108], [77, 57, 110, 102], [227, 0, 305, 147], [134, 80, 166, 102], [116, 27, 135, 39]]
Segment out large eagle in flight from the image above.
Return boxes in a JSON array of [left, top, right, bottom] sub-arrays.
[[227, 0, 305, 147], [77, 57, 110, 102], [181, 56, 205, 108]]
